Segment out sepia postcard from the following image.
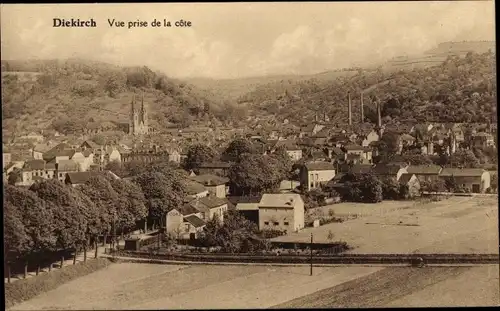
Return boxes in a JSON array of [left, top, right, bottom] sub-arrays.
[[1, 1, 498, 309]]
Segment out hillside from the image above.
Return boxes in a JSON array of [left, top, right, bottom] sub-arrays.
[[385, 41, 495, 71], [237, 50, 496, 125], [188, 41, 495, 103], [187, 69, 363, 101], [1, 59, 246, 136]]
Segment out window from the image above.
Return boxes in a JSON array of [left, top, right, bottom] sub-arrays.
[[59, 173, 63, 177], [273, 222, 279, 226], [284, 222, 289, 226], [315, 174, 319, 181], [184, 224, 190, 232], [264, 221, 269, 225], [45, 170, 48, 174]]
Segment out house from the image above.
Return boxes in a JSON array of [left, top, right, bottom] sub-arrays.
[[24, 159, 57, 180], [166, 206, 206, 240], [300, 161, 336, 191], [406, 165, 443, 183], [398, 173, 421, 198], [190, 196, 229, 222], [190, 174, 229, 198], [439, 168, 491, 193], [55, 159, 79, 181], [274, 140, 303, 161], [32, 142, 57, 160], [343, 144, 373, 164], [258, 193, 305, 233], [471, 132, 495, 148], [361, 130, 380, 147], [371, 163, 408, 181], [70, 151, 92, 172]]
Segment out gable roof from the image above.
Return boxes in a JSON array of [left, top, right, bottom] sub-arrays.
[[227, 195, 263, 205], [439, 168, 487, 177], [304, 161, 335, 171], [199, 161, 231, 169], [198, 196, 228, 209], [184, 180, 207, 195], [184, 215, 206, 228], [24, 159, 46, 170], [180, 204, 200, 216], [65, 170, 119, 185], [407, 165, 442, 175]]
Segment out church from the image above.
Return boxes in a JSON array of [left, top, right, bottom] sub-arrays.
[[129, 94, 149, 135]]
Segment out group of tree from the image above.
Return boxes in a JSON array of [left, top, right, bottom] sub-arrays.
[[4, 163, 191, 274], [199, 211, 270, 253]]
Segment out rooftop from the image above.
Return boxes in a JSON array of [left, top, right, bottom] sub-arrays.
[[259, 193, 303, 209], [407, 165, 443, 175], [304, 161, 335, 171], [439, 168, 487, 177]]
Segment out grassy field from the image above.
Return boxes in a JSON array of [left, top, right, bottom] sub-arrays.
[[280, 196, 499, 254], [274, 265, 499, 308], [10, 263, 498, 309]]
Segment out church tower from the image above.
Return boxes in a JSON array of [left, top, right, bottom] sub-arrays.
[[129, 93, 149, 135]]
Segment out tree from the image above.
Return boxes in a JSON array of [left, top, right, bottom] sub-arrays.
[[448, 149, 481, 168], [104, 160, 127, 178], [381, 177, 401, 200], [133, 171, 187, 229], [337, 173, 383, 203], [29, 179, 89, 265], [228, 153, 283, 196], [3, 200, 31, 269], [271, 146, 293, 180], [222, 138, 259, 162], [7, 167, 21, 185], [420, 178, 447, 193], [78, 175, 119, 247], [107, 177, 148, 235], [183, 144, 218, 172], [200, 211, 264, 253]]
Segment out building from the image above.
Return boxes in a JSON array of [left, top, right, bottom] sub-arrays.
[[190, 174, 229, 198], [184, 180, 209, 199], [166, 206, 205, 240], [398, 173, 421, 198], [371, 163, 408, 181], [190, 196, 229, 222], [300, 161, 336, 191], [342, 144, 373, 164], [129, 94, 149, 135], [55, 160, 79, 181], [406, 165, 443, 183], [230, 195, 262, 225], [439, 168, 491, 193], [258, 193, 305, 233], [471, 132, 495, 148]]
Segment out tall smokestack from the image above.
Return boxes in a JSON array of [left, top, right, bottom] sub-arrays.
[[360, 92, 364, 123], [376, 99, 382, 128], [348, 92, 352, 125]]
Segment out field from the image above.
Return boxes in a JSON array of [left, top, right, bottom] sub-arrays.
[[9, 263, 498, 309], [283, 196, 499, 254]]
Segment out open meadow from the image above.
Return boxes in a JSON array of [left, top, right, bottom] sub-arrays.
[[276, 196, 499, 254], [9, 262, 498, 309]]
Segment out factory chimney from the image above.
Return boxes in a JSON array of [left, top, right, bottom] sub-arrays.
[[348, 92, 352, 125], [360, 92, 364, 123], [376, 98, 382, 128]]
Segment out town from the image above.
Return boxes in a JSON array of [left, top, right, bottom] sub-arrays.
[[2, 2, 498, 309]]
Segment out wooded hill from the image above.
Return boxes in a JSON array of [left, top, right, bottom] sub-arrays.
[[1, 58, 247, 135], [237, 51, 496, 126]]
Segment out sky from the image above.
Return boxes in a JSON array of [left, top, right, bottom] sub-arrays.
[[1, 2, 495, 79]]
